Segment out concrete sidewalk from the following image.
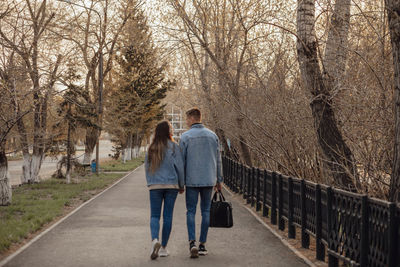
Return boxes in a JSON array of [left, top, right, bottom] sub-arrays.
[[2, 166, 308, 267]]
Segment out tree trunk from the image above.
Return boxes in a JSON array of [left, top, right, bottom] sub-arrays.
[[121, 147, 126, 163], [16, 111, 32, 184], [66, 103, 72, 184], [324, 0, 351, 84], [133, 132, 143, 158], [126, 134, 132, 161], [387, 0, 400, 202], [0, 143, 11, 205], [296, 0, 357, 190], [83, 127, 97, 164], [30, 153, 43, 183]]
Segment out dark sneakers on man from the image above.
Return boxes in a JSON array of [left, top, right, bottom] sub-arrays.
[[189, 240, 199, 258], [198, 243, 208, 255]]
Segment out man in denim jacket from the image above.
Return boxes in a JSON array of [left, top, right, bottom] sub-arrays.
[[179, 108, 223, 258]]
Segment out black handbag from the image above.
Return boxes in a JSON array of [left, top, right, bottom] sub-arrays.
[[209, 190, 233, 228]]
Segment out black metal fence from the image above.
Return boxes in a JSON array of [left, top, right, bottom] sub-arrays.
[[222, 156, 399, 267]]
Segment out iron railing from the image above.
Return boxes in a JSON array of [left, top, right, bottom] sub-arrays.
[[222, 156, 399, 267]]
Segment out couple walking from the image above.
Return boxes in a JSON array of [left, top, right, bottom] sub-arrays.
[[145, 108, 223, 259]]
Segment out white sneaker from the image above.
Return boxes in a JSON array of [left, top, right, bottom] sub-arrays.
[[150, 239, 161, 260], [159, 247, 169, 257]]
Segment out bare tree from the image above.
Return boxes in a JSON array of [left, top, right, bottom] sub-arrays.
[[0, 0, 62, 183], [166, 0, 276, 166], [59, 0, 137, 164], [0, 21, 29, 203], [296, 0, 359, 190], [386, 0, 400, 201]]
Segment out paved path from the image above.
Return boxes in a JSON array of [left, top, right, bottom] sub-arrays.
[[2, 166, 308, 267]]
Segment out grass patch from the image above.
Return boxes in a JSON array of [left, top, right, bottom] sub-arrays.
[[0, 157, 143, 255], [101, 156, 144, 172]]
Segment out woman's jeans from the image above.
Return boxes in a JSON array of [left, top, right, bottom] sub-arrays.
[[185, 186, 213, 243], [149, 189, 178, 247]]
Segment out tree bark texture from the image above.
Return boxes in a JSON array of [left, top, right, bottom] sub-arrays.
[[387, 0, 400, 202], [296, 0, 358, 190], [126, 134, 133, 161], [83, 127, 98, 164], [0, 143, 11, 205], [323, 0, 351, 85]]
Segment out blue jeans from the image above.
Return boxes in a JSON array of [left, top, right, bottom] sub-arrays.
[[185, 187, 213, 243], [149, 189, 178, 247]]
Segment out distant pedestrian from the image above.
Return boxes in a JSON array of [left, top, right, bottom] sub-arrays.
[[179, 108, 223, 258], [145, 121, 185, 260]]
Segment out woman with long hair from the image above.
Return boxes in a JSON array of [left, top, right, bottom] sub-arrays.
[[145, 120, 184, 260]]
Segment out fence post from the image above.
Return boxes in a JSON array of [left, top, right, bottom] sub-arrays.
[[222, 156, 225, 178], [247, 167, 252, 204], [271, 172, 277, 225], [256, 168, 261, 211], [236, 162, 240, 193], [327, 187, 338, 267], [278, 174, 285, 231], [228, 159, 231, 188], [233, 162, 237, 193], [301, 179, 309, 248], [388, 203, 397, 267], [233, 161, 237, 190], [360, 195, 369, 267], [244, 166, 248, 200], [237, 163, 241, 193], [263, 170, 268, 217], [239, 164, 243, 195], [251, 167, 256, 207], [288, 177, 295, 238], [315, 184, 325, 261]]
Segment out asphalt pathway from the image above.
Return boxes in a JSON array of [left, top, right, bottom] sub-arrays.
[[2, 165, 308, 267]]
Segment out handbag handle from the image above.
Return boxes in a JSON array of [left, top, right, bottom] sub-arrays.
[[212, 190, 226, 202]]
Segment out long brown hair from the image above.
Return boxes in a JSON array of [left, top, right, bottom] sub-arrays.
[[147, 120, 174, 173]]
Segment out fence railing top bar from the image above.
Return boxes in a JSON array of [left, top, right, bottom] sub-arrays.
[[368, 197, 395, 207], [263, 169, 271, 175], [291, 177, 302, 183], [304, 180, 318, 187], [332, 187, 365, 199], [281, 174, 291, 180], [319, 184, 330, 190]]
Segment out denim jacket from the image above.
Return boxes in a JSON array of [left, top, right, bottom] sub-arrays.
[[145, 140, 184, 188], [179, 123, 223, 187]]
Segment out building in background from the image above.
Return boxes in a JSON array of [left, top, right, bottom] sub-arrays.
[[165, 106, 186, 141]]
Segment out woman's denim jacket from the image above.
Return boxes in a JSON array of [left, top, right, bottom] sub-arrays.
[[179, 123, 223, 187], [145, 140, 184, 188]]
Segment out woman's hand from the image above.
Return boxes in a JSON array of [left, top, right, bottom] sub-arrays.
[[179, 187, 185, 194]]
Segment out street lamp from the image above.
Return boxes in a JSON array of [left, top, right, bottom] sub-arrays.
[[57, 0, 103, 175]]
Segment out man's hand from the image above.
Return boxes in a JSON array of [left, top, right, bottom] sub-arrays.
[[214, 182, 222, 192], [179, 187, 185, 194]]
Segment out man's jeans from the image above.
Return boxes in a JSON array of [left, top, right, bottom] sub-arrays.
[[149, 189, 178, 247], [185, 186, 213, 243]]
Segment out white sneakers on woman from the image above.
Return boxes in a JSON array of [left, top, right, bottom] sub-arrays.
[[151, 239, 170, 259], [150, 239, 161, 260], [159, 247, 169, 257]]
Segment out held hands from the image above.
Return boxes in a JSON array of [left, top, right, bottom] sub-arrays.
[[179, 187, 185, 194], [214, 182, 222, 192]]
